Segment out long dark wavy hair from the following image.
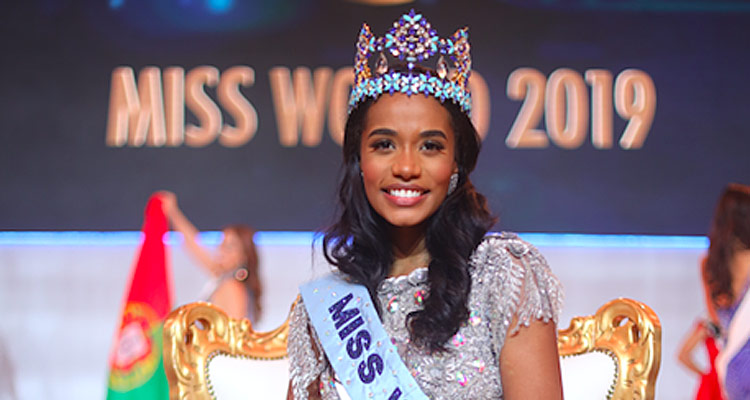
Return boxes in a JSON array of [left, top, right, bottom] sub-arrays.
[[322, 81, 496, 352], [703, 183, 750, 307]]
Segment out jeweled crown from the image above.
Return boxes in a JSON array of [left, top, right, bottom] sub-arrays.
[[349, 10, 472, 115]]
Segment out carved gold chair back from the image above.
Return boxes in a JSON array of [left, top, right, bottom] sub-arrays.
[[557, 297, 662, 400], [162, 301, 292, 400]]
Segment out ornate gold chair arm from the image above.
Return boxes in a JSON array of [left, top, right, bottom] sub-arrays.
[[557, 298, 661, 400]]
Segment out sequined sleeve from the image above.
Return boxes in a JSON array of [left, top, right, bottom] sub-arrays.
[[472, 233, 564, 358], [287, 296, 327, 400]]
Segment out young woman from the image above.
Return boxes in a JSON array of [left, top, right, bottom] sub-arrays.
[[287, 11, 563, 399], [676, 316, 723, 399], [702, 183, 750, 399], [160, 191, 263, 323]]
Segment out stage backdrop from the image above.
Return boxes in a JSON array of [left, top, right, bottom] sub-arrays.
[[1, 0, 749, 234]]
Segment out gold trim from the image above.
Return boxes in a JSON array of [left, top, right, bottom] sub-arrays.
[[557, 298, 662, 400], [162, 301, 294, 400]]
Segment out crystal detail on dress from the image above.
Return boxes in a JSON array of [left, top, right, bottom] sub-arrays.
[[452, 332, 465, 347], [387, 296, 399, 313], [456, 371, 468, 387], [472, 358, 486, 373], [468, 310, 482, 326], [414, 289, 425, 305], [287, 233, 564, 400]]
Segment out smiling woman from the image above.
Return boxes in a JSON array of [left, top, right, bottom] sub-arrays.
[[360, 93, 457, 229], [286, 10, 564, 400]]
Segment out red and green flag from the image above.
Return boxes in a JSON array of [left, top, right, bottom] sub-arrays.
[[106, 195, 173, 399]]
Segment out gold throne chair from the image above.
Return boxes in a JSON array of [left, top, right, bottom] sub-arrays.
[[558, 298, 662, 400], [163, 297, 661, 400], [162, 301, 292, 400]]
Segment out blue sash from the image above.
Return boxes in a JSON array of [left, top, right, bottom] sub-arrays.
[[300, 274, 429, 400]]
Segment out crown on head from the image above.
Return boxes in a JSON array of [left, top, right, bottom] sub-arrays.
[[349, 10, 472, 115]]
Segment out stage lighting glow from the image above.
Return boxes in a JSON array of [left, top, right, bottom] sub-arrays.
[[109, 0, 125, 10], [0, 231, 708, 249], [517, 233, 708, 249], [206, 0, 233, 14], [0, 231, 142, 246]]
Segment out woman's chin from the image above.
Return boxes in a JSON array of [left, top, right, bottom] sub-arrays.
[[383, 215, 432, 230]]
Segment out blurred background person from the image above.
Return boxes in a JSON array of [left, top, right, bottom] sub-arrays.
[[159, 191, 263, 323], [702, 183, 750, 399], [677, 316, 723, 399]]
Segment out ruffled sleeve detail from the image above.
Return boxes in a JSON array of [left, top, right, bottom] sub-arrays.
[[471, 233, 564, 358], [287, 296, 328, 400]]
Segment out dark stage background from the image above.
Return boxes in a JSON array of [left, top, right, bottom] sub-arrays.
[[1, 0, 749, 234]]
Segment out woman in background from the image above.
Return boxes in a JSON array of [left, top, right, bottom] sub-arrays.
[[159, 191, 262, 323], [676, 316, 723, 399], [702, 183, 750, 399]]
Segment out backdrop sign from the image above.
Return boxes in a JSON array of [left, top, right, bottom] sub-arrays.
[[2, 1, 749, 234]]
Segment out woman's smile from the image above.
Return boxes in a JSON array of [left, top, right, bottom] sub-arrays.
[[383, 184, 429, 206]]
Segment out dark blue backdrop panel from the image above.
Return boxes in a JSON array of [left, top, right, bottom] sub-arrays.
[[1, 0, 748, 234]]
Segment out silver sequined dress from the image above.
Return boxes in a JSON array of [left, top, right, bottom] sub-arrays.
[[288, 233, 564, 399]]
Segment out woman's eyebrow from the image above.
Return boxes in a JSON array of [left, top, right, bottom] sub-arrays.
[[420, 130, 447, 139], [367, 128, 397, 138]]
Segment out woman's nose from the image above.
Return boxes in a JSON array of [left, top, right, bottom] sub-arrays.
[[392, 149, 421, 180]]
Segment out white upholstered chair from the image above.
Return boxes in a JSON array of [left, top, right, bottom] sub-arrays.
[[163, 297, 661, 400]]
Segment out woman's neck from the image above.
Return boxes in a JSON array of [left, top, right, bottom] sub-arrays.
[[388, 224, 430, 278]]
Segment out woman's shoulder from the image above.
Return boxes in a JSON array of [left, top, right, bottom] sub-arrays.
[[470, 232, 564, 327], [470, 232, 545, 269]]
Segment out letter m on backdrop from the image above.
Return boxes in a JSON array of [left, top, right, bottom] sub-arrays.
[[106, 67, 168, 147]]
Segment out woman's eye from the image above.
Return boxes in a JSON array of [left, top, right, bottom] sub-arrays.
[[371, 140, 394, 150], [421, 141, 445, 151]]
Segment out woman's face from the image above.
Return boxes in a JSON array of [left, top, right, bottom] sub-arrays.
[[359, 93, 457, 229], [217, 229, 244, 272]]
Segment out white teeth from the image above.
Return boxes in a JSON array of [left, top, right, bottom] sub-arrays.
[[389, 189, 422, 198]]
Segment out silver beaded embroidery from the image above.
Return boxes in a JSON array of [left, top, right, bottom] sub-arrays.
[[287, 233, 564, 399]]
